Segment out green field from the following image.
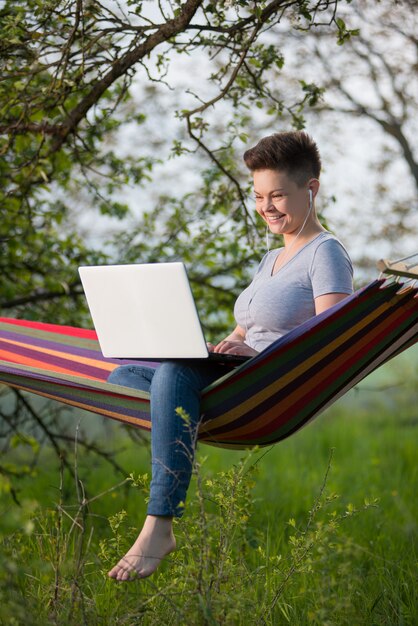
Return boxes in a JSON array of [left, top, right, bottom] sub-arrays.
[[1, 348, 417, 625]]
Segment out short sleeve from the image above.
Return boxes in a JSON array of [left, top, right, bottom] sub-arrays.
[[310, 239, 353, 298]]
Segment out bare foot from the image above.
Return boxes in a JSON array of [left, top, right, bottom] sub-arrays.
[[107, 515, 176, 581]]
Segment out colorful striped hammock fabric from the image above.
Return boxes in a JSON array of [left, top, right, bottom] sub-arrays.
[[0, 279, 417, 449]]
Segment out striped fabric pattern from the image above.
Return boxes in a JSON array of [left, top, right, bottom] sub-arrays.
[[0, 279, 417, 449]]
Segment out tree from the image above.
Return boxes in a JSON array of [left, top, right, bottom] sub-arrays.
[[0, 0, 384, 489], [1, 0, 361, 326], [279, 0, 418, 272]]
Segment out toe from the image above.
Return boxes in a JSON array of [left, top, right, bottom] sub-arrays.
[[119, 568, 132, 581], [107, 566, 120, 578]]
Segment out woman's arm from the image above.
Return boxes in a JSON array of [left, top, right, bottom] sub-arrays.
[[314, 292, 349, 315], [207, 294, 349, 357], [221, 325, 246, 343]]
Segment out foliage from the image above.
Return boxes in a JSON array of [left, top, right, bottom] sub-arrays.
[[0, 7, 416, 619], [0, 0, 360, 323], [281, 1, 418, 271], [1, 364, 417, 624], [0, 0, 366, 489], [0, 448, 384, 625], [0, 389, 133, 504], [1, 0, 413, 506]]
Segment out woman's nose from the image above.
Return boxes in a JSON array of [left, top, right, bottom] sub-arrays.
[[264, 197, 275, 211]]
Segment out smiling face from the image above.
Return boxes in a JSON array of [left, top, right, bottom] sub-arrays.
[[253, 169, 318, 237]]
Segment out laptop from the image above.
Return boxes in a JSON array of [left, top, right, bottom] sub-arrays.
[[78, 262, 250, 364]]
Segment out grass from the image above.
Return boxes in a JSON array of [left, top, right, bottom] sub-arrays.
[[0, 352, 417, 625]]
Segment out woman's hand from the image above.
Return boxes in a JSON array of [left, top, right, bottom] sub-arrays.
[[207, 325, 258, 357], [208, 339, 258, 357]]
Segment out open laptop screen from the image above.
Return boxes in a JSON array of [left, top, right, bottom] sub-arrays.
[[78, 262, 249, 364]]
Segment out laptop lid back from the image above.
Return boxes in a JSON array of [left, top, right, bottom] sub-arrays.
[[78, 263, 209, 359]]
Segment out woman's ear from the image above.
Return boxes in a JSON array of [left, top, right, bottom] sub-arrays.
[[308, 178, 320, 199]]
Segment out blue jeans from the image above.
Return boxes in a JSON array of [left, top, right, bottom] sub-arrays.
[[107, 361, 226, 517]]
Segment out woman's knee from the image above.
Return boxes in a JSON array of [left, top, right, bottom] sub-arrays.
[[151, 361, 199, 393], [107, 364, 155, 391]]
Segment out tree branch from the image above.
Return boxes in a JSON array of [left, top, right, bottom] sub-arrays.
[[49, 0, 203, 153], [14, 390, 75, 476], [1, 282, 84, 309]]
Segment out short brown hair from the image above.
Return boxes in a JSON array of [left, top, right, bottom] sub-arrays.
[[243, 131, 321, 186]]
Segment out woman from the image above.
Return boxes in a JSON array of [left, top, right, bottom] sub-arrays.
[[107, 131, 353, 581]]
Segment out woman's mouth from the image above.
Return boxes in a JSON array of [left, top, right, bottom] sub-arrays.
[[265, 212, 285, 223]]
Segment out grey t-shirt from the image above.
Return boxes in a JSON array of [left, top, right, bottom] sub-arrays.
[[234, 232, 353, 352]]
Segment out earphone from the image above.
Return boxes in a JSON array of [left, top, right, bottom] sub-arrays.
[[309, 188, 313, 211]]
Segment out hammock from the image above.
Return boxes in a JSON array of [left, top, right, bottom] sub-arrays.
[[0, 277, 417, 449]]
